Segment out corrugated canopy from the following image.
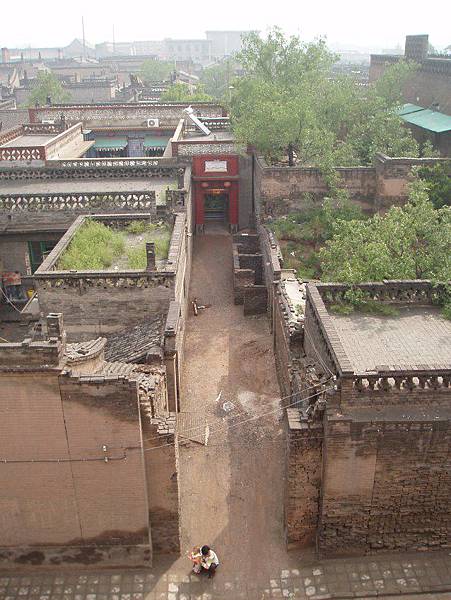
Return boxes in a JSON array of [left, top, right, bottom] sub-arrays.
[[143, 136, 169, 149], [94, 137, 128, 150], [397, 103, 424, 116], [400, 109, 451, 133]]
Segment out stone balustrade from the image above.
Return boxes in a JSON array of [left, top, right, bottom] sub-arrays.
[[0, 126, 22, 146], [317, 280, 449, 307], [0, 191, 156, 213], [0, 158, 182, 180], [349, 369, 451, 394], [0, 146, 46, 161], [22, 122, 67, 135]]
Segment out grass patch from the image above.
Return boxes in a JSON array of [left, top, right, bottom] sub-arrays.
[[59, 219, 172, 271], [442, 303, 451, 321], [126, 235, 170, 269], [59, 220, 125, 270], [329, 303, 354, 315]]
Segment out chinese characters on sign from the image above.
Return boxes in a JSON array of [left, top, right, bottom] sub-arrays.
[[204, 160, 228, 173]]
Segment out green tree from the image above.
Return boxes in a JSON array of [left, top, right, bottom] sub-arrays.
[[418, 163, 451, 208], [27, 72, 70, 107], [320, 180, 451, 283], [231, 28, 419, 167], [139, 59, 173, 84], [200, 58, 236, 101], [160, 82, 212, 102]]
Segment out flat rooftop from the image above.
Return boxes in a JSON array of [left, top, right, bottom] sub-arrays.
[[330, 305, 451, 372], [182, 130, 234, 142], [0, 177, 177, 205], [1, 134, 54, 147]]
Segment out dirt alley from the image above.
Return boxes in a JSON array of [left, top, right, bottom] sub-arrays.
[[176, 231, 301, 583]]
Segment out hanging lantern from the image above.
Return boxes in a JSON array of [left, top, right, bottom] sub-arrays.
[[223, 181, 231, 188]]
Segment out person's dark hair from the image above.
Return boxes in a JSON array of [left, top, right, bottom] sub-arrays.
[[201, 545, 210, 555]]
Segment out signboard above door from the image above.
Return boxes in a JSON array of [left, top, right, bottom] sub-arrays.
[[205, 160, 228, 173]]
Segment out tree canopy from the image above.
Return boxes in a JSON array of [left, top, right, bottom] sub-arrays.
[[200, 59, 236, 101], [160, 82, 212, 102], [418, 163, 451, 208], [27, 72, 70, 107], [139, 59, 173, 84], [320, 180, 451, 283], [231, 28, 420, 167]]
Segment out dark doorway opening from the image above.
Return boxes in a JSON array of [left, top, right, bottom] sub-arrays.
[[204, 192, 228, 223]]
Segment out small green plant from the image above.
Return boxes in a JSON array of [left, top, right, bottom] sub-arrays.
[[126, 220, 150, 235], [59, 220, 125, 270], [329, 303, 354, 315], [442, 302, 451, 321]]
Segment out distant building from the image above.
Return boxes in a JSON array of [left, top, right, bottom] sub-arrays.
[[370, 34, 451, 115], [206, 30, 257, 59]]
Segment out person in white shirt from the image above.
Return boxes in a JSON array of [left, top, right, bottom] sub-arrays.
[[190, 545, 219, 578]]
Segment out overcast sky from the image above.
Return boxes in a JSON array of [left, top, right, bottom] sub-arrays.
[[3, 0, 450, 51]]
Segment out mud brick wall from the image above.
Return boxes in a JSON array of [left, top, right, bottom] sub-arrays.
[[258, 225, 282, 325], [254, 157, 377, 217], [319, 417, 451, 556], [0, 371, 151, 565], [59, 377, 151, 549], [255, 154, 451, 217], [143, 421, 180, 554], [35, 277, 174, 341], [273, 290, 293, 399], [243, 286, 267, 315], [285, 412, 323, 548], [303, 292, 340, 377]]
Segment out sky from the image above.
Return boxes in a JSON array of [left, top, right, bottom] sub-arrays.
[[2, 0, 450, 51]]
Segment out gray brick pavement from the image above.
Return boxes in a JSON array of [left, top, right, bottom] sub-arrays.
[[1, 550, 451, 599]]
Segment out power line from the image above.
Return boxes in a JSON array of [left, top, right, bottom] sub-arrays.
[[137, 376, 333, 445], [0, 384, 333, 464], [139, 383, 335, 455]]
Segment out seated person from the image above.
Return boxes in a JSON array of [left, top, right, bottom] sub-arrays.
[[189, 545, 219, 578]]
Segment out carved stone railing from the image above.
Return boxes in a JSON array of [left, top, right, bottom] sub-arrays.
[[0, 125, 22, 146], [34, 273, 174, 290], [0, 146, 46, 161], [317, 280, 449, 307], [350, 369, 451, 393], [22, 122, 67, 135], [0, 159, 182, 180], [199, 116, 231, 130], [0, 192, 156, 213]]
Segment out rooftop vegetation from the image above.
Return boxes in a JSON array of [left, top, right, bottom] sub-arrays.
[[58, 220, 171, 271], [269, 179, 451, 317]]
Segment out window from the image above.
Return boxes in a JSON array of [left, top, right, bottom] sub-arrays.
[[28, 240, 57, 273]]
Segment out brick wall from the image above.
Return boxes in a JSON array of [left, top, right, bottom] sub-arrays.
[[285, 412, 323, 548], [319, 417, 451, 555], [255, 154, 451, 217], [143, 421, 180, 554], [36, 278, 173, 341], [0, 370, 151, 565]]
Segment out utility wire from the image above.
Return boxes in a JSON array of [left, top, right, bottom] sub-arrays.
[[137, 375, 333, 445], [0, 384, 333, 464], [138, 383, 335, 455]]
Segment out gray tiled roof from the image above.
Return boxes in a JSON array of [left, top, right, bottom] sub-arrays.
[[104, 316, 164, 363]]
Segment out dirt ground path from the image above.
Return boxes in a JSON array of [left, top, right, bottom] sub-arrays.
[[177, 232, 300, 584]]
